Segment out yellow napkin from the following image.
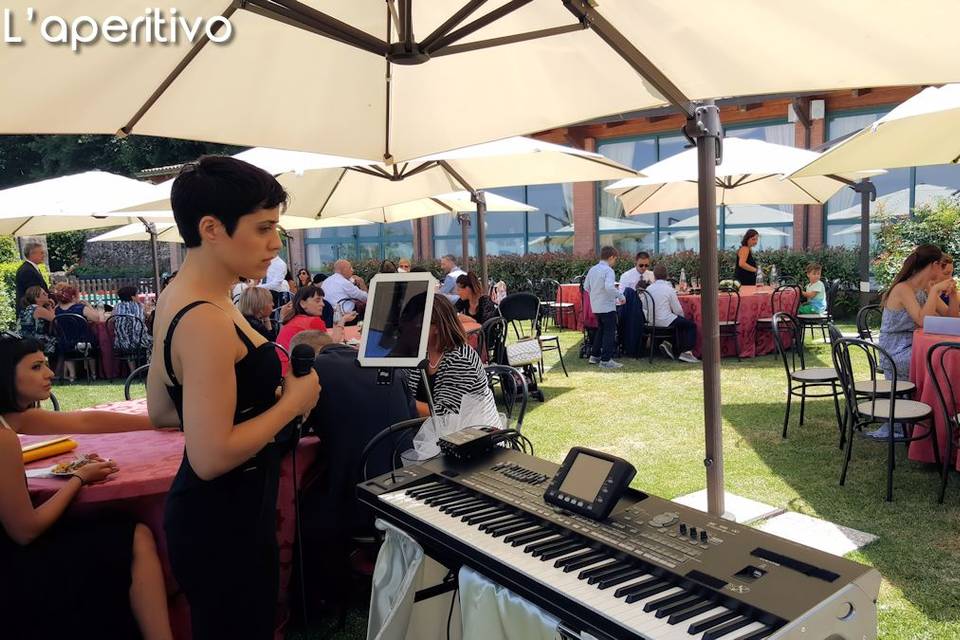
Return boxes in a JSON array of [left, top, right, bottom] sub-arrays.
[[22, 437, 78, 463]]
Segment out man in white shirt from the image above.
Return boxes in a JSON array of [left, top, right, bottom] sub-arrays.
[[644, 264, 699, 363], [584, 246, 625, 369], [321, 259, 368, 314], [619, 251, 655, 292], [439, 254, 467, 302], [261, 255, 290, 293]]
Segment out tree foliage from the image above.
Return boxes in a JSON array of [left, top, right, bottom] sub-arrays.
[[873, 198, 960, 289]]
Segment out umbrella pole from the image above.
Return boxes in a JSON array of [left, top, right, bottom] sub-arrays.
[[852, 179, 877, 306], [139, 217, 162, 296], [686, 103, 727, 518], [475, 191, 488, 292], [458, 213, 471, 272]]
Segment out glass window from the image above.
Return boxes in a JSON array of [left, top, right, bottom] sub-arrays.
[[527, 235, 574, 254], [383, 241, 414, 261], [527, 184, 574, 233], [305, 226, 355, 239], [305, 242, 356, 271], [915, 164, 960, 208], [597, 138, 657, 220], [433, 212, 471, 237], [435, 237, 473, 259], [485, 237, 524, 255], [485, 186, 526, 235]]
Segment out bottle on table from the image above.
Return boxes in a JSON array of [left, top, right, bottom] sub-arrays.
[[756, 265, 764, 287], [678, 268, 687, 293], [770, 265, 779, 288]]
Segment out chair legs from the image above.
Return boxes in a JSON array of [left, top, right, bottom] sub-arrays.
[[799, 384, 807, 426], [840, 417, 855, 487], [782, 387, 793, 438]]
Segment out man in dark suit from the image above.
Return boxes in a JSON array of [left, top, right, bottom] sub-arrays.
[[15, 241, 48, 310]]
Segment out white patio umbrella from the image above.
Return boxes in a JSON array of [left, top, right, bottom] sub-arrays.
[[792, 84, 960, 178], [9, 2, 960, 519], [827, 184, 960, 221], [88, 216, 377, 243], [605, 138, 868, 215]]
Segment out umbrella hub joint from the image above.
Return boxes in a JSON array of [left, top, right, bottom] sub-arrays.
[[387, 42, 430, 65], [682, 102, 724, 166]]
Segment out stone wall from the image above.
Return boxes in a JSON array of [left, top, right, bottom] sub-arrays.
[[80, 233, 173, 275]]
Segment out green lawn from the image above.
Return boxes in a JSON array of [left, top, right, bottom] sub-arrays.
[[52, 331, 960, 640]]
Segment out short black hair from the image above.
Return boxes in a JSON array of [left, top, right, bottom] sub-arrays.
[[292, 284, 324, 317], [312, 273, 327, 284], [600, 246, 618, 261], [117, 285, 138, 302], [0, 335, 44, 413], [635, 251, 650, 261], [171, 155, 288, 248]]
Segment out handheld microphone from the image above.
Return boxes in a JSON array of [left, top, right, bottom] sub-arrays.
[[290, 343, 316, 377]]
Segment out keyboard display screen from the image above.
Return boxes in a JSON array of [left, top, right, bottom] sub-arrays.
[[558, 454, 613, 502]]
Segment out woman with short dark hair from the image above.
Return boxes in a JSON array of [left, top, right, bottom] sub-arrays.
[[454, 271, 498, 324], [146, 155, 320, 638], [0, 335, 172, 639], [735, 229, 760, 286], [275, 283, 329, 372]]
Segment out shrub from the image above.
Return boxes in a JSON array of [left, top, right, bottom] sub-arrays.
[[873, 198, 960, 290], [0, 235, 17, 263], [0, 260, 50, 330]]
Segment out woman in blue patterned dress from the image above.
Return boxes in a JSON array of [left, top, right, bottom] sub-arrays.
[[874, 244, 956, 438], [17, 286, 57, 355]]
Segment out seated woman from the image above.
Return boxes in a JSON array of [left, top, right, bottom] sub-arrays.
[[296, 268, 312, 290], [238, 286, 277, 342], [407, 295, 499, 423], [454, 272, 498, 325], [0, 335, 172, 640], [54, 285, 103, 382], [875, 244, 956, 438], [276, 284, 329, 371], [17, 286, 57, 356], [112, 286, 153, 360]]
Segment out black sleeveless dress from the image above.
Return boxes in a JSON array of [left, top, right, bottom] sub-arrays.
[[734, 248, 758, 286], [161, 301, 284, 640]]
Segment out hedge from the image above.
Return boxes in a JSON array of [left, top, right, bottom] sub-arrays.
[[340, 247, 862, 318]]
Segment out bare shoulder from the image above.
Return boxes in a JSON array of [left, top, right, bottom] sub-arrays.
[[0, 422, 20, 450]]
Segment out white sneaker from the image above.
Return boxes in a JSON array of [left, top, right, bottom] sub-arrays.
[[678, 351, 700, 363], [599, 360, 624, 369], [659, 341, 675, 360], [588, 356, 601, 364]]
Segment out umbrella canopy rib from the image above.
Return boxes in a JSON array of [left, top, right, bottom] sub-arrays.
[[432, 23, 588, 58]]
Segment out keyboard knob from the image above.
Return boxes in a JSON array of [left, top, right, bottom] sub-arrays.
[[689, 526, 698, 540], [700, 530, 708, 543], [679, 523, 687, 536]]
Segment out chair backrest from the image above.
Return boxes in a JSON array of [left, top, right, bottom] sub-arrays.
[[481, 316, 508, 364], [124, 363, 150, 401], [537, 279, 560, 303], [833, 337, 901, 426], [825, 279, 843, 316], [771, 284, 802, 317], [51, 313, 97, 353], [571, 274, 587, 286], [856, 304, 883, 342], [357, 417, 428, 481], [107, 313, 149, 353], [636, 288, 656, 327], [498, 292, 541, 337], [34, 391, 60, 412], [924, 340, 960, 451], [719, 287, 741, 322], [771, 312, 805, 375], [485, 364, 529, 432]]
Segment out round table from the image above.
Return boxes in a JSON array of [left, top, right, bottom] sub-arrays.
[[557, 284, 583, 330], [678, 286, 797, 359], [24, 398, 322, 639], [908, 329, 960, 471]]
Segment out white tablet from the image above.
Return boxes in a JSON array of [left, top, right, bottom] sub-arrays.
[[357, 272, 437, 368]]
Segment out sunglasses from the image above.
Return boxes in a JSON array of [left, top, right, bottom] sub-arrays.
[[637, 263, 650, 269]]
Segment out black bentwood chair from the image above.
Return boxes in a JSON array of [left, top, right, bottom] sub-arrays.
[[771, 312, 844, 442], [924, 341, 960, 504], [755, 284, 802, 356], [832, 337, 939, 502], [718, 285, 742, 361], [856, 304, 883, 344]]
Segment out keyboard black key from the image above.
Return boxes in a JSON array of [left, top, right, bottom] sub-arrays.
[[504, 527, 553, 546], [554, 548, 602, 569], [531, 538, 581, 558], [447, 500, 491, 517], [596, 567, 647, 590], [409, 485, 455, 499], [559, 551, 609, 572], [488, 520, 537, 538], [426, 491, 471, 506], [539, 541, 587, 561], [464, 510, 511, 525], [405, 482, 441, 497], [655, 595, 705, 618], [460, 506, 500, 522], [525, 535, 573, 555], [667, 601, 718, 625], [624, 581, 672, 604], [735, 625, 775, 640], [643, 590, 694, 613], [479, 515, 527, 532], [578, 560, 623, 580], [586, 562, 634, 584], [702, 616, 754, 640], [613, 576, 661, 598], [689, 611, 741, 634], [438, 497, 482, 512]]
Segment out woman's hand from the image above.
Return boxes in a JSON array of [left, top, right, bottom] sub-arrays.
[[282, 369, 321, 417], [72, 457, 119, 485]]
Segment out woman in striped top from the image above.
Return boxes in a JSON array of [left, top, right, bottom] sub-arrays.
[[408, 295, 498, 422]]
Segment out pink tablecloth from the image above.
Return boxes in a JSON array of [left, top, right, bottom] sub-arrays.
[[557, 283, 583, 330], [24, 398, 321, 639], [678, 288, 798, 359], [908, 330, 960, 471], [90, 322, 120, 380]]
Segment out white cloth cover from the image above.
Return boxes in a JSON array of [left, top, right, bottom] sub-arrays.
[[409, 394, 506, 462], [367, 519, 461, 640], [458, 566, 559, 640]]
